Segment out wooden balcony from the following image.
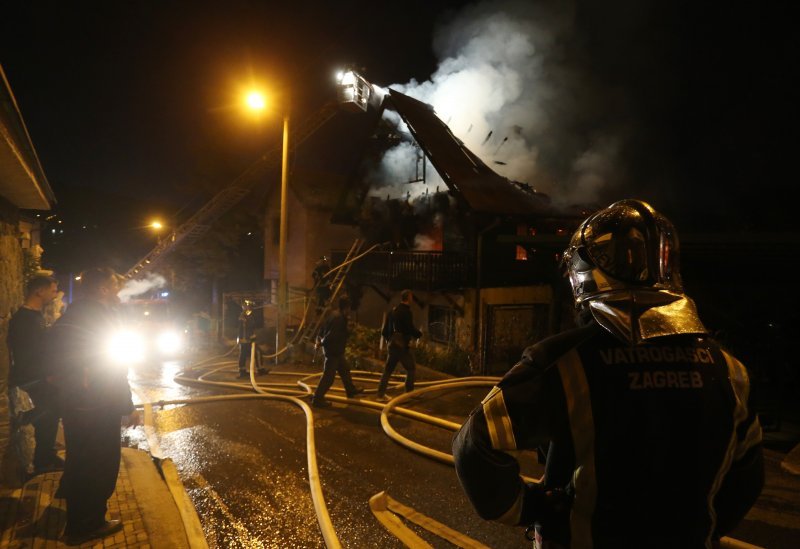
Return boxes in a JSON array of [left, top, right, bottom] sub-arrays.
[[333, 244, 565, 292], [331, 250, 476, 291]]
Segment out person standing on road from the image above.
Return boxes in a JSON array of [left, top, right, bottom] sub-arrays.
[[237, 301, 268, 379], [7, 274, 62, 475], [50, 268, 141, 545], [376, 289, 422, 401], [453, 199, 764, 548], [311, 296, 363, 408]]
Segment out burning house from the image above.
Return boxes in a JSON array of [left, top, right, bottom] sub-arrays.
[[262, 72, 591, 374]]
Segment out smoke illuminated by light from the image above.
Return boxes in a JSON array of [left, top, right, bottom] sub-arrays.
[[372, 0, 622, 206], [118, 273, 167, 302]]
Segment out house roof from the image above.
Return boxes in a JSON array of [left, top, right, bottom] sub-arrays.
[[386, 89, 552, 216], [283, 85, 563, 222], [289, 95, 385, 212], [0, 65, 55, 210]]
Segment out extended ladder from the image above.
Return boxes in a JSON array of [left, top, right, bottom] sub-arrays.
[[125, 103, 340, 279], [298, 239, 364, 346]]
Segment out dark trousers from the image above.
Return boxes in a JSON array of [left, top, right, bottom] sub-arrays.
[[313, 352, 357, 402], [377, 344, 416, 396], [238, 342, 261, 372], [24, 382, 61, 470], [62, 408, 122, 535]]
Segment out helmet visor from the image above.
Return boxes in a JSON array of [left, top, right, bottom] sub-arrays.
[[582, 205, 652, 284]]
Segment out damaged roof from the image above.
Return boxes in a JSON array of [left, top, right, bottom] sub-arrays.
[[285, 85, 557, 221], [386, 89, 551, 217]]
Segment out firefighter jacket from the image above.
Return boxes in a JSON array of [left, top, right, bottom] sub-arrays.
[[452, 321, 764, 549], [388, 302, 421, 348], [318, 310, 349, 356], [238, 311, 257, 344]]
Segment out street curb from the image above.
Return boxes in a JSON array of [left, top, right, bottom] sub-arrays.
[[138, 401, 208, 548], [157, 457, 209, 548], [781, 442, 800, 476], [122, 448, 191, 548]]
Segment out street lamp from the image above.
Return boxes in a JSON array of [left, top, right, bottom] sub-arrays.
[[244, 88, 289, 359]]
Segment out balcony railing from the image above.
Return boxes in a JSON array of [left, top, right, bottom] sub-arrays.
[[331, 250, 476, 291]]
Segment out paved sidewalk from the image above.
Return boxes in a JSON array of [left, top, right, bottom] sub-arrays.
[[0, 448, 191, 548]]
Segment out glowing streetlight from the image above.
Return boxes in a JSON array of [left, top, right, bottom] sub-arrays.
[[245, 90, 266, 111], [244, 87, 290, 360], [150, 220, 164, 231]]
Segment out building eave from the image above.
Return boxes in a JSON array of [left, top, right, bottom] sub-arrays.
[[0, 64, 56, 210]]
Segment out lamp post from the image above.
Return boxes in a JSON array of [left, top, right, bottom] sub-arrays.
[[244, 89, 289, 359], [277, 112, 289, 359]]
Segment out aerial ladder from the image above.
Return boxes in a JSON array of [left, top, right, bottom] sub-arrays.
[[126, 70, 374, 279], [125, 103, 339, 279], [296, 238, 365, 347]]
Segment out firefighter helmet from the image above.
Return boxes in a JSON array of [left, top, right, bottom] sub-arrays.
[[563, 199, 682, 305]]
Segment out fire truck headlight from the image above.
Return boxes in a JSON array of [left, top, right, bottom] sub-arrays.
[[108, 330, 145, 365], [156, 330, 183, 355]]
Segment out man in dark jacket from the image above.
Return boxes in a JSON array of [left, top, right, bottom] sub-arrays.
[[376, 289, 422, 401], [311, 296, 363, 408], [7, 274, 62, 474], [50, 268, 140, 545], [453, 200, 764, 548]]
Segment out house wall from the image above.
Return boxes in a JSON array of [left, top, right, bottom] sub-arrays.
[[0, 196, 24, 473], [262, 184, 359, 328], [353, 283, 555, 374]]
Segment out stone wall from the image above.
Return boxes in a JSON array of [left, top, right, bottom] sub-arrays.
[[0, 197, 24, 481]]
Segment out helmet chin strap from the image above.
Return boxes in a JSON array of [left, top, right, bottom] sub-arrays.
[[586, 290, 707, 345]]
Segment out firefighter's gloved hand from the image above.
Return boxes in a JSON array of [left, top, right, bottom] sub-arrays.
[[520, 483, 572, 540]]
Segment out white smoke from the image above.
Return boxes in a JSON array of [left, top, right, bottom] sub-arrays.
[[118, 273, 167, 303], [373, 0, 622, 206]]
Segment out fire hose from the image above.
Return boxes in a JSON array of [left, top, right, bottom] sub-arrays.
[[136, 345, 762, 549]]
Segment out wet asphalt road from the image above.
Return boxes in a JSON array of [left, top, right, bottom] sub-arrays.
[[125, 351, 800, 548], [126, 351, 536, 548]]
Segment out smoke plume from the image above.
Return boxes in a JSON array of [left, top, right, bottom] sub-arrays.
[[373, 0, 628, 207], [118, 273, 167, 302]]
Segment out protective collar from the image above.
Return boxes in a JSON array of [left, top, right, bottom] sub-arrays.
[[587, 290, 707, 345]]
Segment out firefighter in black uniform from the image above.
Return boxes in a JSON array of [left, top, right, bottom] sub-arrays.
[[237, 300, 268, 379], [453, 200, 764, 548], [312, 256, 332, 314], [310, 296, 364, 408], [376, 289, 422, 401]]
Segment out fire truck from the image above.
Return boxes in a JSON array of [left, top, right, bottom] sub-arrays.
[[109, 292, 186, 365]]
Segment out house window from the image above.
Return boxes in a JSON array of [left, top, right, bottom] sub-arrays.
[[515, 223, 536, 261], [428, 305, 456, 344]]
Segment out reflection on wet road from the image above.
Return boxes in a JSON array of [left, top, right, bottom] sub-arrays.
[[126, 352, 800, 548], [127, 353, 526, 547]]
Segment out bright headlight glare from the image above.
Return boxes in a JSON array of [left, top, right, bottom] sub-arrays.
[[156, 330, 183, 355], [107, 330, 145, 365]]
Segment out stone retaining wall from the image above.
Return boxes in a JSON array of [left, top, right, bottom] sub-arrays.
[[0, 198, 24, 484]]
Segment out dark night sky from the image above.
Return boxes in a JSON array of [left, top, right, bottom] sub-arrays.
[[0, 0, 795, 233]]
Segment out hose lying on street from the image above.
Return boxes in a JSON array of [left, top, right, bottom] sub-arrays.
[[136, 346, 762, 549]]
